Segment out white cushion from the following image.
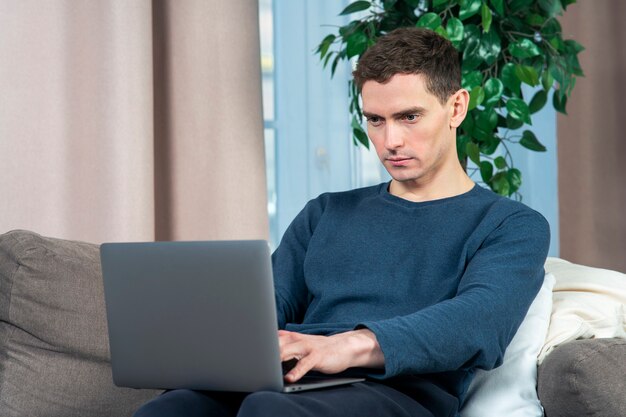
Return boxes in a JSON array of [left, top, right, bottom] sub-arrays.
[[539, 257, 626, 362], [460, 273, 555, 417]]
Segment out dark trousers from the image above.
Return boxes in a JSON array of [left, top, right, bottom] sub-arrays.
[[133, 379, 459, 417]]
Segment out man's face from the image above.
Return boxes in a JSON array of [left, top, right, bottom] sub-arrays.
[[361, 73, 462, 187]]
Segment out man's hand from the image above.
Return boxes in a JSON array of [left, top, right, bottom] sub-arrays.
[[278, 329, 385, 383]]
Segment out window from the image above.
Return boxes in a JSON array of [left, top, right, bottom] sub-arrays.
[[259, 0, 389, 248], [259, 0, 278, 246]]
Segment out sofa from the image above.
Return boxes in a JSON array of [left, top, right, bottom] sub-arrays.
[[0, 230, 624, 417], [0, 230, 160, 416]]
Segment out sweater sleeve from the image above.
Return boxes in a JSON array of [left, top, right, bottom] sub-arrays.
[[358, 208, 550, 378], [271, 195, 326, 329]]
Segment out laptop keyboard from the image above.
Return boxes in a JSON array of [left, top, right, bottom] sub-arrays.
[[281, 358, 298, 375]]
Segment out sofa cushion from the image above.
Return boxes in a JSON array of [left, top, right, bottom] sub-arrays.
[[0, 230, 160, 417], [538, 338, 626, 417], [461, 273, 555, 417], [540, 257, 626, 362]]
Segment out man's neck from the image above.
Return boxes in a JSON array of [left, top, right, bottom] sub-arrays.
[[388, 171, 475, 203]]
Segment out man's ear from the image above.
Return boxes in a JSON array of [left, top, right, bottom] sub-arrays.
[[449, 89, 469, 129]]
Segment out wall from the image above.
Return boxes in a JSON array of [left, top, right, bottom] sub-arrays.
[[558, 1, 626, 272]]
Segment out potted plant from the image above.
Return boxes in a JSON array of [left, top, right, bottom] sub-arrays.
[[316, 0, 583, 197]]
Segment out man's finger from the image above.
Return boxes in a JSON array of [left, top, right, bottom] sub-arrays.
[[278, 330, 301, 345], [279, 341, 308, 363], [284, 354, 315, 383]]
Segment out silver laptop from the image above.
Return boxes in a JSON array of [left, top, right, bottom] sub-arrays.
[[100, 240, 364, 393]]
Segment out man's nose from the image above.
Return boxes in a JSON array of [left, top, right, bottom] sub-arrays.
[[384, 123, 404, 149]]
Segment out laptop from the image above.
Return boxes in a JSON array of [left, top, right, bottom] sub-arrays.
[[100, 239, 365, 393]]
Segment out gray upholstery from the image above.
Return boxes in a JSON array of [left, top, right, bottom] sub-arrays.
[[538, 338, 626, 417], [0, 230, 160, 417]]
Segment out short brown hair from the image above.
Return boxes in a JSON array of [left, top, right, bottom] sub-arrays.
[[352, 27, 461, 104]]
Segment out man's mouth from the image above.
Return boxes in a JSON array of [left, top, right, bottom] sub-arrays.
[[387, 157, 412, 167]]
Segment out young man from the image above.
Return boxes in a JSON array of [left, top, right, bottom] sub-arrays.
[[135, 27, 550, 417]]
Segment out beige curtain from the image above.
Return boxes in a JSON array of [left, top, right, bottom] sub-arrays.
[[558, 1, 626, 272], [0, 0, 268, 243]]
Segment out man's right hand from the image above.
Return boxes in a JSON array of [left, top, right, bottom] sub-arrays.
[[278, 329, 384, 383]]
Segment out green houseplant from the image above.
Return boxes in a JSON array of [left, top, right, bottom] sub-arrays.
[[316, 0, 583, 197]]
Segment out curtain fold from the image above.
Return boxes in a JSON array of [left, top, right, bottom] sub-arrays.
[[0, 0, 268, 243], [558, 1, 626, 272]]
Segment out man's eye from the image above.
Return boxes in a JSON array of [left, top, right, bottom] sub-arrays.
[[404, 114, 418, 122], [367, 117, 382, 125]]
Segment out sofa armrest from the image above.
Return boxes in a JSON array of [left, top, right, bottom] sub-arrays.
[[537, 338, 626, 417], [0, 230, 160, 417]]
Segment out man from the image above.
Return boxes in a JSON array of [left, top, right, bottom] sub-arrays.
[[135, 27, 550, 417]]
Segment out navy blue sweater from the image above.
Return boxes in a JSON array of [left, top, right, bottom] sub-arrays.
[[271, 182, 550, 403]]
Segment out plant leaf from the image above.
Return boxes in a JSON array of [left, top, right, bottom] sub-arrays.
[[466, 141, 481, 165], [507, 168, 522, 192], [494, 156, 507, 169], [514, 64, 540, 87], [501, 63, 521, 96], [317, 34, 336, 59], [416, 12, 442, 30], [475, 107, 499, 132], [481, 3, 493, 33], [459, 0, 482, 21], [484, 78, 504, 106], [480, 160, 494, 182], [542, 18, 562, 37], [339, 1, 371, 16], [509, 39, 541, 59], [550, 36, 565, 53], [529, 90, 548, 113], [564, 39, 585, 54], [339, 21, 358, 38], [404, 0, 422, 7], [538, 0, 564, 18], [457, 134, 471, 161], [352, 126, 370, 148], [463, 23, 480, 42], [541, 69, 554, 90], [462, 70, 483, 90], [549, 60, 566, 86], [460, 112, 475, 136], [322, 50, 334, 68], [478, 29, 501, 65], [462, 35, 483, 70], [509, 0, 534, 13], [506, 114, 524, 130], [553, 89, 568, 114], [474, 124, 493, 143], [566, 53, 584, 77], [468, 86, 485, 110], [506, 98, 531, 124], [346, 29, 369, 58], [526, 13, 545, 27], [480, 133, 500, 155], [331, 54, 341, 76], [446, 18, 464, 47], [435, 26, 448, 38], [489, 0, 505, 15], [491, 172, 511, 196], [520, 130, 547, 151]]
